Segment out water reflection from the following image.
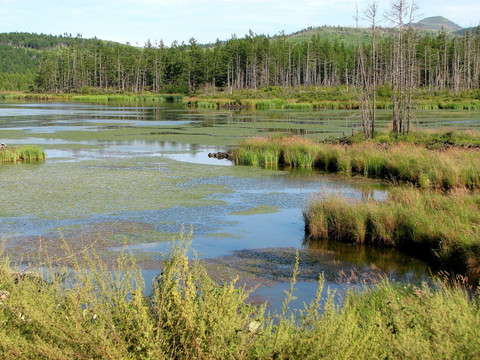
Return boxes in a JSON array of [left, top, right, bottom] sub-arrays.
[[303, 238, 431, 282]]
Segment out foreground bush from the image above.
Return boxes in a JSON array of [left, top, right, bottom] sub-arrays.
[[304, 188, 480, 281], [234, 135, 480, 190], [1, 232, 480, 359]]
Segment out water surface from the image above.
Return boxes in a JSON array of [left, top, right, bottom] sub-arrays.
[[2, 101, 478, 308]]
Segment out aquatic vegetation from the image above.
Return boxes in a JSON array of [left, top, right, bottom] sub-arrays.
[[0, 145, 46, 165], [344, 129, 480, 148], [235, 134, 480, 190], [230, 205, 279, 216], [184, 87, 480, 111], [1, 232, 479, 359], [195, 101, 218, 109], [304, 188, 480, 281], [0, 93, 184, 103]]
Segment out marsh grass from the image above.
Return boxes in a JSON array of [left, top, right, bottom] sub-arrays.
[[0, 145, 46, 165], [186, 86, 480, 111], [1, 231, 480, 359], [196, 101, 219, 109], [3, 87, 480, 110], [235, 135, 480, 190], [304, 188, 480, 281], [0, 93, 184, 103]]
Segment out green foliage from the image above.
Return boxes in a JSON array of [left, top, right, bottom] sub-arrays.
[[1, 231, 480, 358], [0, 146, 46, 165], [2, 24, 480, 95], [235, 133, 480, 190]]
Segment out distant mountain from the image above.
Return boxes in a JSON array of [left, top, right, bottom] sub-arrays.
[[412, 16, 463, 32]]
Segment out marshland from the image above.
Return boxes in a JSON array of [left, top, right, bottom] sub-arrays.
[[2, 7, 480, 357], [1, 98, 480, 358]]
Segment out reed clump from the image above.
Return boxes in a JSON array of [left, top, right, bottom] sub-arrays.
[[0, 145, 46, 165], [1, 231, 480, 359], [234, 135, 480, 190], [304, 188, 480, 281]]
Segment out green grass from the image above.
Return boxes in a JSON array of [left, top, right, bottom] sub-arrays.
[[0, 145, 46, 165], [3, 87, 480, 110], [304, 188, 480, 281], [234, 134, 480, 190], [196, 101, 219, 109], [1, 231, 479, 359], [186, 86, 480, 110], [340, 129, 480, 148], [0, 93, 185, 103]]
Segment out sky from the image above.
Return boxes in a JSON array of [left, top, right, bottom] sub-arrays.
[[0, 0, 479, 46]]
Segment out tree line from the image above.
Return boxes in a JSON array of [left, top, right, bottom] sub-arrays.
[[31, 25, 480, 96], [1, 19, 479, 98]]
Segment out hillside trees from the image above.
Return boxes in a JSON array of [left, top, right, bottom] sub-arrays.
[[0, 28, 478, 95]]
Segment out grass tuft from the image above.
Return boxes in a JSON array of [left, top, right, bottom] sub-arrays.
[[304, 188, 480, 281], [0, 145, 46, 165], [235, 133, 480, 190]]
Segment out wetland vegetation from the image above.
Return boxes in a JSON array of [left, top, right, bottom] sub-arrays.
[[1, 5, 480, 357], [1, 100, 479, 358], [234, 132, 480, 190], [1, 235, 479, 359], [0, 145, 46, 165], [304, 187, 480, 281]]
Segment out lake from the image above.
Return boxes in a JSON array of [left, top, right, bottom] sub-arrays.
[[2, 101, 479, 310]]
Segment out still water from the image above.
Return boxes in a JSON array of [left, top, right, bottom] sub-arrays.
[[2, 101, 478, 308]]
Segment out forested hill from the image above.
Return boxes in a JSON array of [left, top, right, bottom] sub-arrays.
[[0, 19, 479, 94], [0, 32, 129, 50], [411, 16, 463, 32], [0, 32, 132, 91]]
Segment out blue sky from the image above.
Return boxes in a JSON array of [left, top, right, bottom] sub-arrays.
[[0, 0, 478, 46]]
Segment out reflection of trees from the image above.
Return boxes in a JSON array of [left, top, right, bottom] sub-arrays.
[[303, 236, 430, 280]]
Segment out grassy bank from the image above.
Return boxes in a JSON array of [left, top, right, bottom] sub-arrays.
[[342, 129, 480, 148], [0, 93, 184, 103], [234, 134, 480, 190], [0, 145, 46, 165], [1, 235, 479, 359], [185, 86, 480, 110], [304, 188, 480, 281], [3, 86, 480, 109]]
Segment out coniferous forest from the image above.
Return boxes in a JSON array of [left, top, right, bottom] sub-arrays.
[[0, 24, 479, 95]]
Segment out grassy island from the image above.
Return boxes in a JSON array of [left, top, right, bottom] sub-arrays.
[[234, 131, 480, 190], [304, 188, 480, 280], [0, 145, 46, 165]]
